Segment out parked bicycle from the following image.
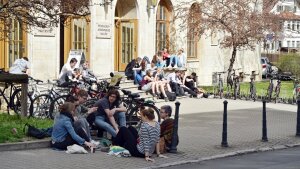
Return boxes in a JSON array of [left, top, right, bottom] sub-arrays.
[[213, 71, 226, 99], [293, 78, 300, 103], [245, 71, 259, 102], [232, 68, 241, 100]]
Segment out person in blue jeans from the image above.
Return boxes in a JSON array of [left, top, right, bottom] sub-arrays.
[[94, 89, 127, 138]]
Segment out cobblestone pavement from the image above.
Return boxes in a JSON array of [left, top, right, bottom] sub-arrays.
[[1, 99, 300, 169]]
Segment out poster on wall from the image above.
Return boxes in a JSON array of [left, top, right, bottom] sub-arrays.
[[34, 27, 56, 37], [67, 50, 86, 68], [96, 22, 112, 39]]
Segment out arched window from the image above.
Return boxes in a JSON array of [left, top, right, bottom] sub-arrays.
[[156, 1, 172, 52], [187, 4, 200, 59]]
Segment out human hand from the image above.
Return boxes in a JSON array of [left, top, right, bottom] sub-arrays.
[[74, 116, 78, 121], [88, 107, 98, 114]]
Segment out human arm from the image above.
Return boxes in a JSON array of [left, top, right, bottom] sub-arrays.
[[64, 120, 85, 145], [155, 143, 168, 158]]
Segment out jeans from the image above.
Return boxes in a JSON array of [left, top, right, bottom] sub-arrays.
[[169, 55, 183, 67], [94, 112, 126, 138], [134, 70, 146, 85]]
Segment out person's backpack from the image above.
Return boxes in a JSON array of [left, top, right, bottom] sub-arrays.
[[166, 91, 176, 101], [24, 123, 51, 139], [125, 59, 137, 80]]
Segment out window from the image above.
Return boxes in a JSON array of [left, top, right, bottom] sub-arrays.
[[72, 19, 87, 53], [156, 1, 171, 52], [292, 41, 295, 47], [187, 3, 200, 58], [292, 21, 295, 30], [8, 19, 24, 66], [287, 41, 290, 47], [297, 41, 300, 47], [287, 22, 291, 29]]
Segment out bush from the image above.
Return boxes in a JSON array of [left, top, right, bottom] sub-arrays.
[[277, 53, 300, 78]]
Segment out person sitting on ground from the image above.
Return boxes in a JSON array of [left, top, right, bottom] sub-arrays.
[[184, 72, 206, 98], [168, 48, 187, 68], [112, 108, 167, 161], [140, 69, 157, 97], [94, 89, 127, 138], [162, 48, 171, 67], [156, 51, 166, 69], [166, 70, 184, 96], [81, 61, 96, 82], [159, 105, 179, 153], [9, 57, 31, 75], [51, 102, 95, 150], [132, 56, 147, 85], [179, 71, 197, 98], [153, 68, 171, 101]]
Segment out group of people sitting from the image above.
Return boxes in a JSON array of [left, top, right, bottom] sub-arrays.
[[125, 48, 205, 100], [51, 88, 177, 161]]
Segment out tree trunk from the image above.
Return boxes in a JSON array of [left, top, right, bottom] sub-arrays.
[[227, 46, 237, 87]]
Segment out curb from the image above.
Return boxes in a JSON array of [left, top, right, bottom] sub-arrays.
[[0, 139, 51, 152], [142, 143, 300, 169]]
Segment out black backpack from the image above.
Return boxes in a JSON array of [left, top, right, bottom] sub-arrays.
[[166, 91, 176, 101], [24, 123, 52, 139]]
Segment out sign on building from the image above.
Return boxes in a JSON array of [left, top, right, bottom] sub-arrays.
[[67, 50, 86, 68], [34, 27, 56, 37], [96, 22, 112, 39]]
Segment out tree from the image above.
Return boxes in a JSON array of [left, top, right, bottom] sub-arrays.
[[175, 0, 282, 86], [0, 0, 91, 40]]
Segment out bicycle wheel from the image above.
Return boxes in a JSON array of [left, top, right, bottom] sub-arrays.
[[49, 95, 70, 119], [29, 94, 53, 119], [127, 103, 160, 126], [10, 89, 32, 116]]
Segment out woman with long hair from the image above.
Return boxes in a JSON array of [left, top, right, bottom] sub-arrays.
[[51, 102, 95, 150]]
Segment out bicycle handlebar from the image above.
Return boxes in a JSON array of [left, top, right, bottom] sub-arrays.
[[28, 76, 43, 84]]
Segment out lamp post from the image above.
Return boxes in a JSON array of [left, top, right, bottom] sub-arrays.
[[147, 0, 157, 14]]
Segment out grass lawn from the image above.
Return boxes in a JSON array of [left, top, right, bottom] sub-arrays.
[[0, 113, 53, 143], [200, 80, 295, 99]]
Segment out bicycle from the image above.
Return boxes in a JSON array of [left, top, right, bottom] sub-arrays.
[[266, 76, 274, 102], [274, 76, 281, 103], [232, 68, 241, 100], [293, 78, 300, 103], [245, 71, 259, 102], [213, 71, 226, 99]]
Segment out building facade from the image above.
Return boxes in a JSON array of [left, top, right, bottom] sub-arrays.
[[0, 0, 261, 85]]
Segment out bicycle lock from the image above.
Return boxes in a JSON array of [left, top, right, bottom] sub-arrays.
[[262, 100, 268, 142], [169, 101, 180, 153], [296, 99, 300, 136], [221, 100, 229, 147]]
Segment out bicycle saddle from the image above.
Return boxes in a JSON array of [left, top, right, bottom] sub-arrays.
[[121, 89, 131, 95], [129, 93, 140, 98]]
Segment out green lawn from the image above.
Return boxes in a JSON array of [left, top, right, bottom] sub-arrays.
[[0, 114, 53, 143], [201, 80, 295, 99]]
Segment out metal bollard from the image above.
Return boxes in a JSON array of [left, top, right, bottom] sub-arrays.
[[169, 101, 180, 153], [296, 99, 300, 136], [221, 100, 229, 147], [262, 100, 268, 142]]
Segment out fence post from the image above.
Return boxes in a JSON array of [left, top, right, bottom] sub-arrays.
[[262, 100, 268, 142], [169, 101, 180, 153], [296, 99, 300, 136], [221, 100, 229, 147]]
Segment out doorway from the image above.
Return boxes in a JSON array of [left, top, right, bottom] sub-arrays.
[[114, 0, 138, 71]]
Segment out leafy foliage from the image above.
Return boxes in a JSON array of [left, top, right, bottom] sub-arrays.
[[278, 53, 300, 78], [0, 0, 91, 40]]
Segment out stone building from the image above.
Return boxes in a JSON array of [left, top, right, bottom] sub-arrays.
[[0, 0, 261, 85]]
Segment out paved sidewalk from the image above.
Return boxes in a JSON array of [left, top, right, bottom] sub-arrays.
[[1, 99, 300, 169]]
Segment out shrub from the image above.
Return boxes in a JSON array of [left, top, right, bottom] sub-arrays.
[[277, 53, 300, 78]]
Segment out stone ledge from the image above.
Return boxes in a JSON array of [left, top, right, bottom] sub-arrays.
[[0, 139, 51, 152]]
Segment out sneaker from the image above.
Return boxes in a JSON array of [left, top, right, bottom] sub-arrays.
[[167, 65, 172, 68], [173, 65, 178, 68], [164, 97, 168, 102], [91, 140, 100, 147]]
